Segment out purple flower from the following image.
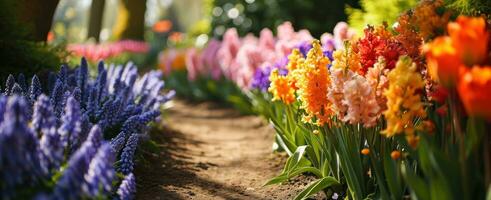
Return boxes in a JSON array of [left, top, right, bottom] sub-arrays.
[[32, 95, 56, 134], [297, 41, 313, 57], [51, 79, 65, 118], [117, 173, 136, 200], [110, 133, 126, 155], [58, 64, 68, 86], [58, 97, 82, 149], [4, 74, 15, 95], [0, 95, 7, 124], [0, 96, 46, 193], [78, 58, 89, 104], [250, 57, 288, 92], [39, 121, 63, 170], [83, 143, 116, 197], [29, 75, 43, 104], [117, 134, 140, 174], [53, 137, 97, 199], [17, 73, 27, 92], [11, 83, 24, 96]]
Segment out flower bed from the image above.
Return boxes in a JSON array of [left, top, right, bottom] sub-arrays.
[[0, 58, 174, 199], [159, 0, 491, 199]]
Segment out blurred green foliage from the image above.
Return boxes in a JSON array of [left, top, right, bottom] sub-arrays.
[[445, 0, 491, 17], [347, 0, 418, 33], [210, 0, 360, 38], [0, 0, 64, 80]]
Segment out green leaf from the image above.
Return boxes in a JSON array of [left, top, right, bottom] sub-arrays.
[[401, 163, 430, 200], [264, 167, 322, 186], [294, 177, 340, 200]]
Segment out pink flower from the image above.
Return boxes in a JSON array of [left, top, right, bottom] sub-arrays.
[[365, 57, 389, 114], [342, 73, 380, 127], [328, 68, 351, 120], [277, 21, 296, 41], [235, 43, 267, 89], [333, 22, 356, 50], [259, 28, 275, 51], [201, 39, 223, 80], [217, 28, 242, 79], [185, 48, 202, 81]]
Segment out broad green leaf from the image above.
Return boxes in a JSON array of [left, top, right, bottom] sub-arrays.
[[294, 177, 340, 200], [264, 167, 322, 186]]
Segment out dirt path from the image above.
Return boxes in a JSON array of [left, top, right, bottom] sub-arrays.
[[135, 100, 323, 200]]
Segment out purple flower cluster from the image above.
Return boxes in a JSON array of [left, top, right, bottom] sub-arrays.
[[250, 41, 336, 92], [0, 57, 174, 199], [250, 57, 288, 92]]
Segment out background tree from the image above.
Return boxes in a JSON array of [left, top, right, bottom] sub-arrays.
[[112, 0, 147, 41], [16, 0, 60, 41], [0, 0, 62, 79], [210, 0, 360, 38], [87, 0, 106, 42]]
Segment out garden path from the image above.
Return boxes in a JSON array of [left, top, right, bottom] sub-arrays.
[[135, 100, 323, 200]]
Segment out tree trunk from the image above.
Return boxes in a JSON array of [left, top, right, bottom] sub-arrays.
[[16, 0, 60, 42], [112, 0, 147, 41], [88, 0, 106, 42]]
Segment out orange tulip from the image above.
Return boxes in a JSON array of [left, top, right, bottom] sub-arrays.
[[447, 16, 489, 66], [424, 37, 461, 87], [153, 20, 172, 33], [457, 66, 491, 121]]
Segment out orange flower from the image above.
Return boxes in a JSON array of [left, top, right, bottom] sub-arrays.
[[424, 37, 461, 87], [169, 32, 183, 43], [297, 40, 332, 126], [361, 148, 370, 155], [268, 69, 296, 105], [391, 150, 401, 160], [153, 20, 172, 33], [457, 66, 491, 121], [447, 16, 488, 66]]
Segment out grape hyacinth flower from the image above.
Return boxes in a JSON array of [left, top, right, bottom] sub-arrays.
[[51, 79, 65, 118], [118, 134, 140, 175], [54, 126, 103, 199], [53, 138, 97, 199], [29, 75, 43, 104], [58, 97, 82, 149], [11, 83, 24, 96], [117, 173, 136, 200], [4, 74, 15, 96], [0, 96, 46, 194], [83, 143, 116, 197]]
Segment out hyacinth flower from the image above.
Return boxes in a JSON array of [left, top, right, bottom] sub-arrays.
[[50, 79, 66, 118], [17, 73, 28, 92], [83, 143, 116, 197], [0, 96, 46, 196], [54, 125, 103, 199], [0, 57, 171, 198], [4, 74, 15, 96], [29, 75, 43, 104], [58, 97, 82, 151], [117, 173, 136, 200], [118, 134, 140, 175], [11, 83, 24, 96]]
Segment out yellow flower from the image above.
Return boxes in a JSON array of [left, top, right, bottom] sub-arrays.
[[297, 40, 332, 126], [268, 69, 296, 105], [331, 41, 361, 73], [286, 49, 305, 72], [382, 56, 426, 139]]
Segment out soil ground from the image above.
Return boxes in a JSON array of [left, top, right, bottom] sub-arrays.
[[135, 100, 325, 200]]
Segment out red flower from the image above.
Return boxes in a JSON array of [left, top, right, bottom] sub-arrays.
[[457, 66, 491, 121]]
